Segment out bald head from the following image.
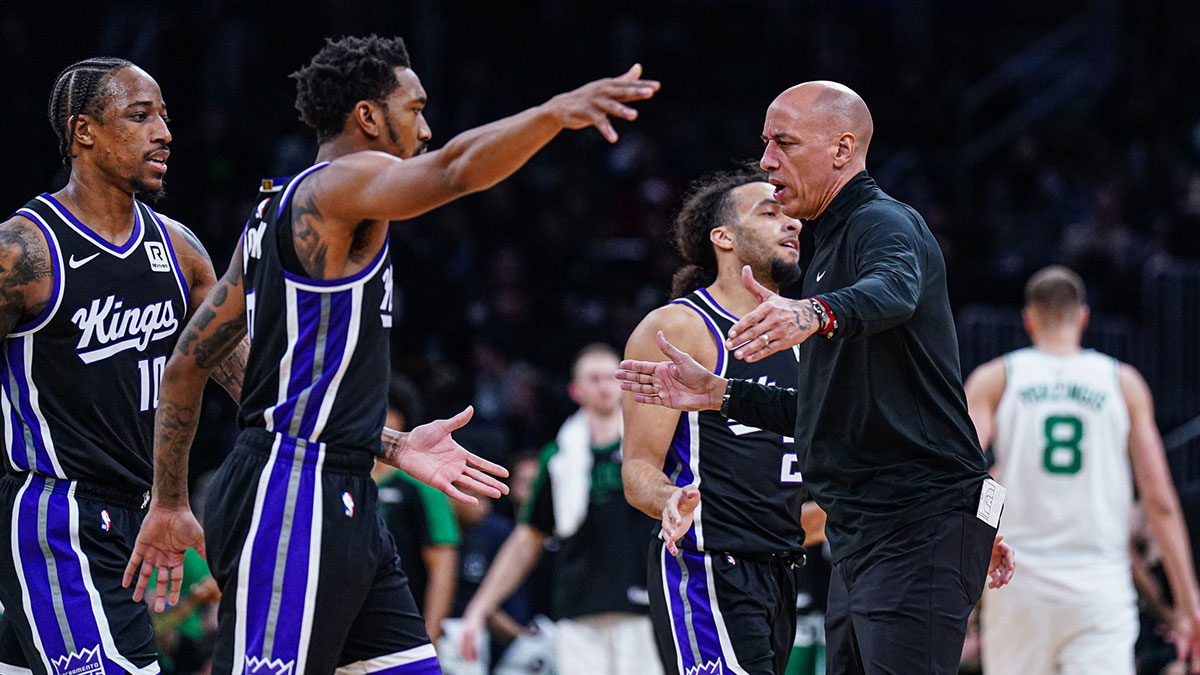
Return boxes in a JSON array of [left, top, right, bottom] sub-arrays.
[[775, 81, 873, 157], [759, 81, 874, 220]]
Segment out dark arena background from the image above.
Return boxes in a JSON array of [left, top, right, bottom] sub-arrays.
[[1, 1, 1198, 673]]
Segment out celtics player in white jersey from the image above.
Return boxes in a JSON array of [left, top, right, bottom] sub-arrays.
[[964, 265, 1200, 674]]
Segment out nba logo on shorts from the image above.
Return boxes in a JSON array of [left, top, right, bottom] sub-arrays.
[[144, 241, 170, 272], [342, 492, 355, 517], [99, 510, 111, 532]]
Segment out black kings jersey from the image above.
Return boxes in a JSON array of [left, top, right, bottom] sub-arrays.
[[4, 194, 189, 491], [665, 288, 805, 554], [237, 163, 393, 453]]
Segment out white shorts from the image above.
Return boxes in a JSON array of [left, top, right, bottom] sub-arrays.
[[556, 612, 663, 675], [980, 565, 1137, 675]]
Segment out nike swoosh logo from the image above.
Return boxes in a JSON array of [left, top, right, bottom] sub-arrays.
[[816, 270, 826, 282], [68, 252, 101, 269]]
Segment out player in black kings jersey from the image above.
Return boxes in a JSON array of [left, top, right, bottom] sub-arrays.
[[125, 35, 659, 675], [0, 59, 248, 675], [622, 168, 825, 675]]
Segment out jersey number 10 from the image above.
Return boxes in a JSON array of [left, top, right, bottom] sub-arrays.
[[137, 355, 167, 412], [1042, 415, 1083, 475]]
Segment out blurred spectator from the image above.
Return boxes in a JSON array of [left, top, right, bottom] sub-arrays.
[[458, 344, 659, 675]]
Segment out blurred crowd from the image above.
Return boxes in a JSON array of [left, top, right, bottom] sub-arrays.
[[2, 1, 1199, 673]]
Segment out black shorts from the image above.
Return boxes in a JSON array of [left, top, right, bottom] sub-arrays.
[[648, 540, 799, 675], [204, 428, 437, 675], [824, 507, 995, 675], [0, 471, 158, 675]]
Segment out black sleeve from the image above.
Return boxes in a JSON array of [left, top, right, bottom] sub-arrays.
[[816, 205, 926, 340], [723, 378, 797, 436]]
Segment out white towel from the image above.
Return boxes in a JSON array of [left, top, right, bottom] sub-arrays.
[[547, 410, 593, 539]]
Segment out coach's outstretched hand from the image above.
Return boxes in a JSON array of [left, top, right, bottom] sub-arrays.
[[545, 64, 660, 143], [380, 406, 510, 505], [124, 503, 206, 612], [726, 266, 821, 362], [616, 331, 725, 411], [986, 534, 1015, 589]]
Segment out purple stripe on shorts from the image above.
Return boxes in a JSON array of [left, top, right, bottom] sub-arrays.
[[243, 436, 297, 657], [663, 546, 697, 673], [15, 477, 65, 658], [15, 477, 122, 671], [679, 550, 725, 666], [270, 443, 319, 657]]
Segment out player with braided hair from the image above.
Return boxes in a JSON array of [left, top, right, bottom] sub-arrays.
[[0, 58, 249, 675]]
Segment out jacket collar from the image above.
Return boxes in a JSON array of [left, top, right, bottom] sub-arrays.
[[807, 171, 876, 239]]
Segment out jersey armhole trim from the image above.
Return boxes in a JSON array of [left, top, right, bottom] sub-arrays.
[[669, 298, 727, 378], [140, 204, 190, 310], [9, 209, 65, 336]]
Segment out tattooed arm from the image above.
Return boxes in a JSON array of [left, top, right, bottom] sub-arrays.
[[161, 215, 249, 402], [0, 216, 53, 338], [125, 239, 247, 611]]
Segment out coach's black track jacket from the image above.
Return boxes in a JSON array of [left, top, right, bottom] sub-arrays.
[[725, 171, 990, 562]]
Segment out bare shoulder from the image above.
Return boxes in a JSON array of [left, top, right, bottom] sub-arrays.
[[156, 213, 211, 264], [626, 302, 720, 371], [964, 356, 1007, 395], [1117, 362, 1152, 406], [153, 212, 216, 286]]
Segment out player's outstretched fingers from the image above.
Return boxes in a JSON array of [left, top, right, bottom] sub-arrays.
[[618, 359, 657, 376], [169, 561, 185, 608], [122, 549, 143, 590], [617, 63, 642, 81], [466, 452, 509, 480], [461, 466, 505, 498], [442, 482, 477, 506], [444, 405, 474, 431], [155, 564, 171, 612], [132, 558, 155, 603]]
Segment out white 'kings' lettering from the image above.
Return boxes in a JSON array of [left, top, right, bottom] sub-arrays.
[[71, 295, 179, 364]]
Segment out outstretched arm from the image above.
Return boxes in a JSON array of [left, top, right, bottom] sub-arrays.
[[315, 65, 660, 224], [378, 408, 509, 505], [622, 306, 716, 555], [124, 240, 248, 611], [1121, 364, 1200, 669]]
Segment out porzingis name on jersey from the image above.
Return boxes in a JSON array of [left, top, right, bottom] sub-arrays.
[[1016, 381, 1107, 410], [71, 294, 179, 364]]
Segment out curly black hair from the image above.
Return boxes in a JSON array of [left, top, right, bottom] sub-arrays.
[[291, 35, 412, 143], [47, 57, 133, 166], [670, 164, 767, 298]]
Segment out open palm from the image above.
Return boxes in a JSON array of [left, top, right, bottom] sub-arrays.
[[616, 331, 723, 412], [385, 406, 510, 504]]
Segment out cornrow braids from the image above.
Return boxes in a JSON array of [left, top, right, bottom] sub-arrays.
[[47, 57, 133, 167]]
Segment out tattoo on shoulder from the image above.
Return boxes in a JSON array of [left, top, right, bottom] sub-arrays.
[[291, 176, 329, 278], [0, 219, 52, 327]]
